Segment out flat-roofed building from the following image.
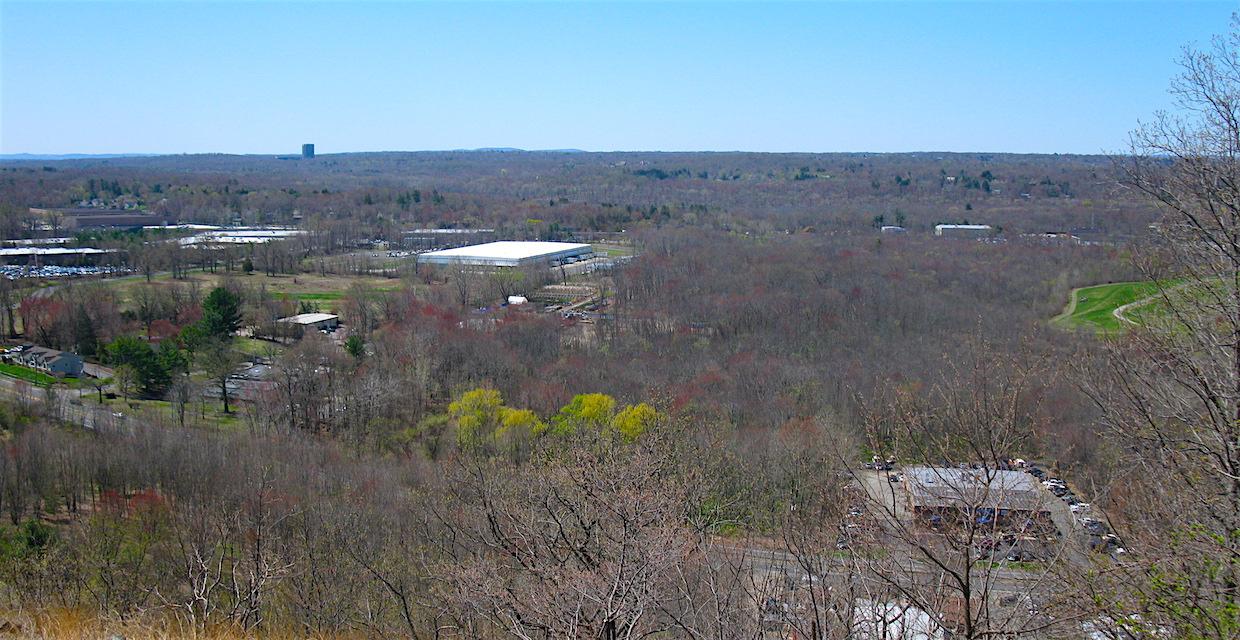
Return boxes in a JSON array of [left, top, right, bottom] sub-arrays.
[[277, 312, 340, 332], [934, 224, 993, 237], [179, 228, 305, 246], [904, 466, 1051, 524], [419, 241, 593, 267], [0, 246, 117, 265]]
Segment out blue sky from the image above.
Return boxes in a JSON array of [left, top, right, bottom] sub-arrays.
[[1, 1, 1233, 154]]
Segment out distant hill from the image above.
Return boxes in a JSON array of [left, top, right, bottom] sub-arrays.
[[0, 153, 161, 161], [455, 148, 586, 153]]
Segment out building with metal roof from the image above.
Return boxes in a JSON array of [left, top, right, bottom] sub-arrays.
[[277, 313, 339, 332], [418, 241, 593, 267], [934, 224, 993, 237], [904, 466, 1049, 514]]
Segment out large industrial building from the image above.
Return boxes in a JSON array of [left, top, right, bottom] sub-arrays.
[[0, 246, 116, 265], [178, 228, 306, 246], [418, 241, 593, 267]]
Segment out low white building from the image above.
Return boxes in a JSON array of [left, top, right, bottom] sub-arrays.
[[419, 241, 593, 267], [935, 224, 993, 237], [277, 312, 339, 332]]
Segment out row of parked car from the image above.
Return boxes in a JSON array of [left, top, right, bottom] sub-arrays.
[[1025, 464, 1126, 558], [1, 264, 130, 280], [837, 500, 878, 550]]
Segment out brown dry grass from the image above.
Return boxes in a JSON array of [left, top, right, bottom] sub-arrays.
[[112, 271, 401, 312], [0, 609, 365, 639]]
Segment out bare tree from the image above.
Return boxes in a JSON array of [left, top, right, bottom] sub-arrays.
[[430, 430, 704, 639], [847, 351, 1080, 640], [1081, 18, 1240, 638], [201, 340, 243, 414]]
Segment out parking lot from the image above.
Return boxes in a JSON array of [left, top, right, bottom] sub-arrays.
[[1025, 463, 1124, 559], [0, 264, 130, 280], [857, 459, 1122, 565]]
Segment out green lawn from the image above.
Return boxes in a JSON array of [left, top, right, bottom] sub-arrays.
[[0, 362, 61, 387], [290, 292, 343, 301], [233, 337, 285, 358], [592, 243, 635, 257], [90, 394, 243, 430], [986, 560, 1043, 573], [1052, 281, 1168, 332], [1124, 279, 1233, 328]]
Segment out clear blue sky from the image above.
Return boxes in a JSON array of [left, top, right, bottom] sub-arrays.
[[1, 1, 1233, 155]]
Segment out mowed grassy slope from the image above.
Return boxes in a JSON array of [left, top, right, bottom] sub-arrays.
[[1053, 281, 1165, 332], [0, 362, 60, 386]]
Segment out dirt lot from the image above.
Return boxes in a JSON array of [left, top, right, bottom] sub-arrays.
[[111, 271, 404, 311]]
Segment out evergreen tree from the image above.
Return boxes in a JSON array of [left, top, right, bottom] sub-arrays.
[[200, 287, 242, 339], [104, 335, 173, 395], [71, 305, 97, 357]]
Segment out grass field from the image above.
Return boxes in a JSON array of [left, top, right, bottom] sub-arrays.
[[233, 336, 286, 358], [0, 362, 61, 387], [1052, 281, 1167, 332], [592, 243, 635, 257]]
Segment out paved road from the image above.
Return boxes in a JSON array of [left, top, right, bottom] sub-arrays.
[[0, 375, 127, 432], [721, 542, 1047, 597]]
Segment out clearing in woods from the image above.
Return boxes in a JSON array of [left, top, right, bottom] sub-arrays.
[[1052, 281, 1165, 332]]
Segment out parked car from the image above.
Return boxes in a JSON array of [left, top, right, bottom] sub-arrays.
[[1083, 519, 1109, 536]]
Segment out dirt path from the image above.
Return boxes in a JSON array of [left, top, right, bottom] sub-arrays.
[[1111, 281, 1192, 326], [1050, 286, 1084, 325]]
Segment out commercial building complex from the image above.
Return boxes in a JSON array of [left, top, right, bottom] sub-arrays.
[[904, 466, 1051, 522], [0, 247, 116, 265], [178, 228, 306, 246], [419, 241, 594, 268]]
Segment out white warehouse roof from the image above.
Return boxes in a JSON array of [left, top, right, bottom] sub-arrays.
[[179, 229, 306, 246], [0, 247, 114, 257], [277, 313, 338, 325], [419, 241, 592, 267]]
